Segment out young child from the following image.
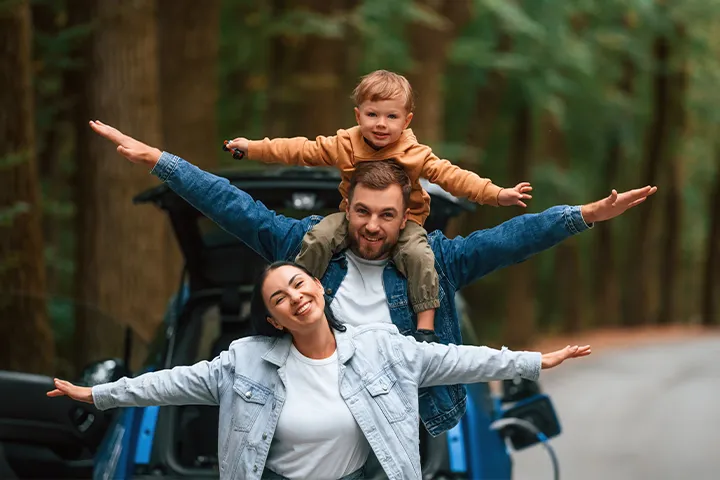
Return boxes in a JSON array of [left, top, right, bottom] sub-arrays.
[[225, 70, 531, 341]]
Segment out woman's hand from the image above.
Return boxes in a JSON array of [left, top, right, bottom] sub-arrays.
[[46, 378, 94, 404], [541, 345, 591, 369]]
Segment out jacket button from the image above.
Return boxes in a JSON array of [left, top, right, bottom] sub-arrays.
[[325, 288, 333, 294], [253, 465, 258, 472], [262, 433, 268, 440], [245, 391, 252, 399]]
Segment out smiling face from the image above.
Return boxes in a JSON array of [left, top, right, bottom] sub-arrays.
[[354, 98, 413, 149], [261, 265, 328, 335], [346, 183, 408, 260]]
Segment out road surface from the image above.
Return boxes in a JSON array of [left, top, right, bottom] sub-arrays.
[[513, 336, 720, 480]]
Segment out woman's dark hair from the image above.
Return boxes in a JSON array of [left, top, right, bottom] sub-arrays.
[[249, 261, 347, 337]]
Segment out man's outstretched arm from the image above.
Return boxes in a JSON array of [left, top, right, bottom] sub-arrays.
[[89, 120, 307, 262], [438, 187, 657, 289]]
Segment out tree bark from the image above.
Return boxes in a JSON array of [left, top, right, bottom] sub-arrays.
[[0, 0, 55, 374], [502, 101, 535, 347], [701, 150, 720, 326], [75, 0, 175, 368], [157, 0, 221, 169]]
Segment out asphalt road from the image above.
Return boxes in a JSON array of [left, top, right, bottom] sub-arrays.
[[512, 336, 720, 480]]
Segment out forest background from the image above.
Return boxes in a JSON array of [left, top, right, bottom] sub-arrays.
[[2, 0, 719, 377]]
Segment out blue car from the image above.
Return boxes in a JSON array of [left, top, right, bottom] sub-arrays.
[[0, 167, 562, 479]]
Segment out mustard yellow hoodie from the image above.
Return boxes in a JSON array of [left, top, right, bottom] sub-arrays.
[[248, 126, 502, 225]]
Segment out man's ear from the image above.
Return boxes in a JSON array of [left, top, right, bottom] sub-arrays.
[[400, 208, 409, 229], [404, 112, 414, 129], [266, 316, 283, 331], [354, 107, 361, 125]]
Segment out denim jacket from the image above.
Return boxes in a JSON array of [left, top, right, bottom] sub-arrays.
[[92, 324, 542, 480], [150, 153, 590, 436]]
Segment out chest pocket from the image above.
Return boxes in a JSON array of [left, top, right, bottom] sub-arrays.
[[365, 371, 411, 424], [232, 375, 271, 432]]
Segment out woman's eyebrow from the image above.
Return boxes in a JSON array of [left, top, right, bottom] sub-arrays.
[[269, 274, 302, 300]]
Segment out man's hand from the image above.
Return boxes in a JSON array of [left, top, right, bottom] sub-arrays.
[[89, 120, 162, 168], [225, 137, 249, 158], [47, 378, 94, 404], [541, 345, 592, 369], [581, 186, 658, 224], [498, 182, 533, 208]]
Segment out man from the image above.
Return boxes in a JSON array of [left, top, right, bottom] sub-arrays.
[[89, 120, 656, 436]]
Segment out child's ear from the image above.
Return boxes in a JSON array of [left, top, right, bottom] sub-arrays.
[[404, 112, 414, 129], [354, 107, 361, 125]]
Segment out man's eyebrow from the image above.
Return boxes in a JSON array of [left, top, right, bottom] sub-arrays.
[[269, 274, 301, 300]]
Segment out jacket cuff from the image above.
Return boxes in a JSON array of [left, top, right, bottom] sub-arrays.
[[482, 183, 503, 207], [518, 352, 542, 381], [91, 383, 119, 411], [150, 151, 180, 182], [565, 205, 593, 234]]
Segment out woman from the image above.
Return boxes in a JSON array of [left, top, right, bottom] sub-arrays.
[[48, 262, 590, 480]]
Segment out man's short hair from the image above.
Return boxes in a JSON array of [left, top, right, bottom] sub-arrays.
[[351, 70, 414, 113], [348, 160, 412, 208]]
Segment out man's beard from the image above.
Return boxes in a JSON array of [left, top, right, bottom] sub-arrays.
[[348, 229, 394, 260]]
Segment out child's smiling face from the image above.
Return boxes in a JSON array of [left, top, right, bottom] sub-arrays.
[[354, 97, 413, 149]]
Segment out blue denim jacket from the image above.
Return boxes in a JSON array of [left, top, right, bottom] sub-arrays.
[[151, 153, 590, 436], [92, 324, 542, 480]]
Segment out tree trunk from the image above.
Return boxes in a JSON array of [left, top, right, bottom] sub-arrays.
[[594, 58, 634, 328], [541, 114, 583, 334], [0, 0, 55, 374], [453, 40, 511, 338], [267, 0, 354, 137], [157, 0, 221, 169], [75, 1, 174, 368], [502, 101, 535, 348], [623, 36, 672, 326], [701, 150, 720, 326], [406, 0, 471, 143], [657, 30, 687, 325], [594, 134, 621, 327]]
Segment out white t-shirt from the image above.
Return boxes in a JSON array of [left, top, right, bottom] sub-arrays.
[[330, 250, 392, 326], [265, 345, 370, 480]]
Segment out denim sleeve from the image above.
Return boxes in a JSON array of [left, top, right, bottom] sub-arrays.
[[394, 334, 541, 387], [91, 349, 233, 411], [435, 205, 591, 289], [150, 152, 310, 262]]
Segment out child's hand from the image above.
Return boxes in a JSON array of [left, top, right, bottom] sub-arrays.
[[498, 182, 533, 207], [225, 137, 249, 158]]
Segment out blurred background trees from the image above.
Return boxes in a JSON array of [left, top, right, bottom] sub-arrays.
[[1, 0, 719, 375]]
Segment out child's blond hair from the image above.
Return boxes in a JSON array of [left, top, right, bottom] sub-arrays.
[[352, 70, 415, 113]]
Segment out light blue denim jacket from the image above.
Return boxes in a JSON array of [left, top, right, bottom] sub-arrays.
[[92, 324, 541, 480], [150, 153, 590, 436]]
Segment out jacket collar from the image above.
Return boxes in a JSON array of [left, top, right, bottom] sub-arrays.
[[260, 325, 357, 367]]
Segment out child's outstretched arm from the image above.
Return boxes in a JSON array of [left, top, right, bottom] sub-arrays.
[[225, 134, 340, 168], [421, 150, 532, 207]]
